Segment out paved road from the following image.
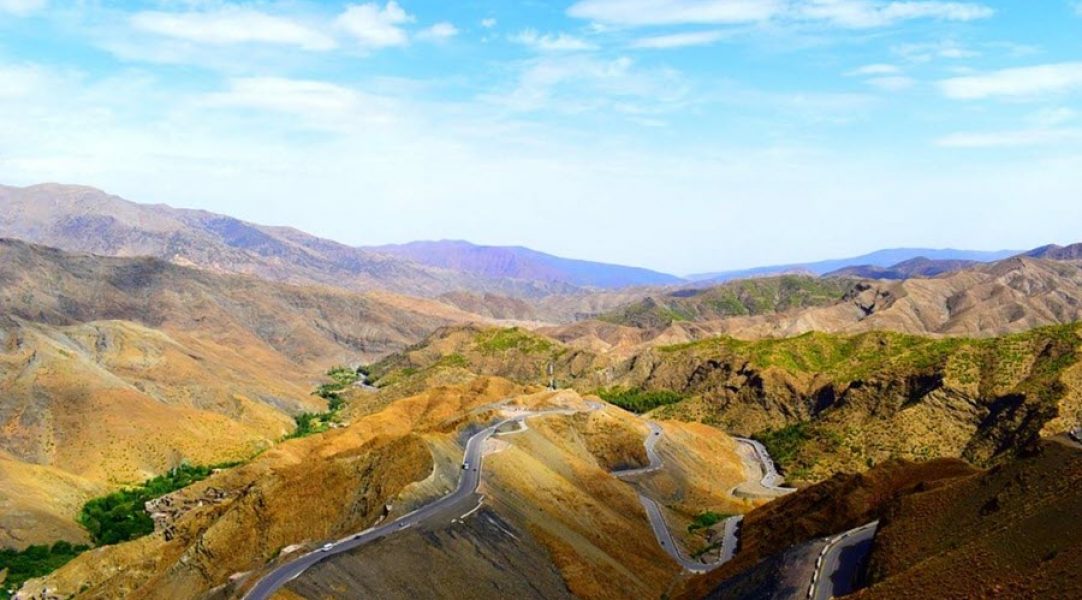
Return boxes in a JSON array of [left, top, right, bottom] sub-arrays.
[[808, 521, 879, 600], [613, 423, 793, 573], [242, 405, 591, 600], [734, 437, 797, 492]]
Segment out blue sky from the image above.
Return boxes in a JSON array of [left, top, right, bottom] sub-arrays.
[[1, 1, 1081, 274]]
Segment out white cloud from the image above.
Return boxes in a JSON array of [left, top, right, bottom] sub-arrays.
[[201, 77, 397, 127], [630, 30, 729, 49], [485, 55, 688, 115], [937, 128, 1082, 148], [481, 18, 497, 28], [941, 62, 1082, 100], [418, 22, 458, 41], [846, 63, 901, 76], [568, 0, 781, 26], [0, 0, 45, 16], [567, 0, 992, 28], [130, 8, 335, 50], [336, 1, 414, 48], [798, 0, 994, 28], [866, 75, 915, 91], [893, 40, 979, 62], [511, 29, 597, 52]]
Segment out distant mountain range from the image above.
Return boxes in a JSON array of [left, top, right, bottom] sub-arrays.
[[687, 247, 1020, 283], [0, 183, 1045, 298], [367, 240, 683, 289]]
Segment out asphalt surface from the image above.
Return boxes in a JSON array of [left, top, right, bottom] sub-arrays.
[[613, 423, 798, 573], [734, 437, 797, 492], [808, 521, 879, 600], [241, 405, 591, 600]]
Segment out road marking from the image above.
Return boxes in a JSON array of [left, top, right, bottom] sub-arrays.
[[459, 495, 485, 520]]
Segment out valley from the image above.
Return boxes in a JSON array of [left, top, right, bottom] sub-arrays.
[[1, 184, 1080, 600]]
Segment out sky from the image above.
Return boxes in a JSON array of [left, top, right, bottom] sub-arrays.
[[1, 1, 1081, 275]]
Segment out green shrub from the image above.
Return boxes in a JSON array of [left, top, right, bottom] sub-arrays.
[[77, 463, 233, 546], [0, 541, 90, 597], [597, 388, 685, 413], [687, 511, 733, 533]]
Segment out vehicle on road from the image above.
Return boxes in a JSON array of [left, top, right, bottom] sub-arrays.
[[320, 543, 334, 552], [1070, 427, 1082, 443], [462, 462, 469, 470]]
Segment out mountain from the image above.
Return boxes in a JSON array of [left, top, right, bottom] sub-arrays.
[[824, 256, 981, 280], [575, 254, 1082, 343], [1025, 242, 1082, 260], [681, 438, 1082, 599], [687, 247, 1018, 283], [0, 183, 565, 298], [0, 238, 494, 548], [367, 240, 684, 289]]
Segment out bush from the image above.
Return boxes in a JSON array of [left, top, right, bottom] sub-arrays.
[[78, 463, 231, 546], [687, 511, 732, 533], [597, 388, 686, 414], [0, 541, 89, 597]]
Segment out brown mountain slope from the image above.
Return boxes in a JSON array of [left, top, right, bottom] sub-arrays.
[[16, 378, 752, 600], [680, 440, 1082, 600], [0, 183, 562, 298], [0, 239, 495, 548], [370, 323, 1082, 484], [572, 255, 1082, 344], [824, 257, 980, 280]]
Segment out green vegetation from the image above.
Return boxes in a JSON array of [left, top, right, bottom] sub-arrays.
[[659, 324, 1080, 387], [754, 422, 843, 480], [436, 353, 469, 368], [78, 463, 236, 546], [475, 327, 554, 356], [687, 511, 733, 533], [1, 542, 89, 599], [596, 387, 686, 414], [600, 275, 856, 327], [286, 365, 362, 440]]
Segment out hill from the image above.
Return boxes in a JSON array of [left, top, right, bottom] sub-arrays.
[[681, 439, 1082, 599], [367, 240, 683, 289], [0, 238, 493, 549], [580, 255, 1082, 343], [0, 184, 563, 298], [824, 256, 980, 280], [687, 247, 1016, 283], [370, 323, 1082, 484]]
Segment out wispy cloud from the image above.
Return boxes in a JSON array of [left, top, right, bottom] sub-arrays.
[[131, 8, 336, 51], [937, 128, 1082, 148], [511, 29, 597, 52], [336, 1, 414, 49], [567, 0, 993, 28], [0, 0, 45, 16], [418, 22, 459, 41], [846, 64, 914, 91], [846, 63, 901, 76], [630, 30, 730, 49], [941, 62, 1082, 100], [481, 18, 497, 29]]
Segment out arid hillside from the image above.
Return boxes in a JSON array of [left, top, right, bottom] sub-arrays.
[[16, 377, 754, 600], [371, 323, 1082, 484], [0, 239, 496, 549], [0, 184, 563, 298], [573, 255, 1082, 344], [681, 438, 1082, 600]]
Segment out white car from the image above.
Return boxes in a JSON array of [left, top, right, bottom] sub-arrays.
[[321, 543, 334, 552]]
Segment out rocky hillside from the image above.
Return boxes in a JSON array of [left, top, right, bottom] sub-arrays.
[[595, 275, 857, 329], [0, 184, 562, 298], [681, 438, 1082, 600], [577, 254, 1082, 342], [0, 239, 494, 549], [824, 257, 980, 280], [367, 240, 683, 289], [372, 323, 1082, 484]]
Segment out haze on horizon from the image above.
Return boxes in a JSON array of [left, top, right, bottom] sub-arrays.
[[1, 1, 1080, 274]]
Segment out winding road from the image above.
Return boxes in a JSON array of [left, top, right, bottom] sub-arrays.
[[614, 423, 793, 573], [241, 405, 592, 600], [808, 521, 879, 600]]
